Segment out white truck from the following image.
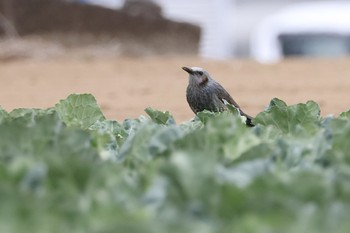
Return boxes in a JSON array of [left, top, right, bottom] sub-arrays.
[[251, 1, 350, 63]]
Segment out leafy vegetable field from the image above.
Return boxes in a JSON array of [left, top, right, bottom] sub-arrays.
[[1, 93, 350, 233]]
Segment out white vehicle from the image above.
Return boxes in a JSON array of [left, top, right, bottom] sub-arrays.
[[251, 1, 350, 63]]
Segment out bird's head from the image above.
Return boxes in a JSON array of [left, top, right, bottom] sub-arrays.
[[182, 66, 210, 87]]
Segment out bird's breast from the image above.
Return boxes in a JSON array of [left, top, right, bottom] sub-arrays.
[[186, 85, 224, 113]]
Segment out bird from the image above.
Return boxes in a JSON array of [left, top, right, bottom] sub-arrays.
[[182, 66, 254, 127]]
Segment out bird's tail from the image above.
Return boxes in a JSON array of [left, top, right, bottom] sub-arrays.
[[240, 111, 254, 127], [245, 116, 254, 127]]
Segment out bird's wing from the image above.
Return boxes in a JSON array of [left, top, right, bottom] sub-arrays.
[[215, 84, 254, 126], [214, 83, 241, 109]]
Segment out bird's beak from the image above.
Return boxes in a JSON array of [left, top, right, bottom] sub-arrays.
[[182, 66, 194, 75]]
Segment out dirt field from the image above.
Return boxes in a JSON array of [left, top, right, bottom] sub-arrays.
[[1, 56, 350, 123]]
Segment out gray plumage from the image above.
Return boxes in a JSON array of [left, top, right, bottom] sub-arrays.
[[182, 66, 254, 127]]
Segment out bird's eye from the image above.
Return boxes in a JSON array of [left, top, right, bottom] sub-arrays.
[[197, 71, 203, 75]]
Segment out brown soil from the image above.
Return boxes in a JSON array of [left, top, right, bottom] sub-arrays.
[[1, 57, 350, 123]]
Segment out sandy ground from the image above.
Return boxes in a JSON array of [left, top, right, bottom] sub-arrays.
[[1, 56, 350, 123]]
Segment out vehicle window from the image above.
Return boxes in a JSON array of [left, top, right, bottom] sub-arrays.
[[278, 33, 350, 57]]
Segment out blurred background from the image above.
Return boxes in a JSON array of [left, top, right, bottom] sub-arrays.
[[1, 0, 350, 121]]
